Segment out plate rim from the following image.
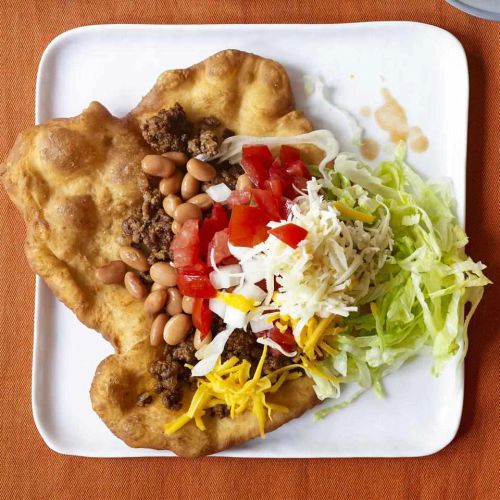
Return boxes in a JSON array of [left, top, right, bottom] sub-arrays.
[[446, 0, 500, 21], [32, 21, 469, 458]]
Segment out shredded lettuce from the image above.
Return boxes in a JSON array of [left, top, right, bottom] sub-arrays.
[[315, 144, 490, 417]]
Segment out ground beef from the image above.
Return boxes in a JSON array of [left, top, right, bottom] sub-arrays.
[[161, 387, 183, 409], [222, 329, 263, 365], [222, 329, 293, 375], [209, 404, 230, 418], [202, 162, 243, 191], [171, 341, 197, 364], [262, 354, 292, 374], [141, 104, 192, 153], [148, 328, 292, 414], [187, 129, 219, 157], [210, 316, 226, 335], [136, 392, 152, 407], [141, 103, 225, 157], [148, 336, 197, 410], [121, 188, 175, 264]]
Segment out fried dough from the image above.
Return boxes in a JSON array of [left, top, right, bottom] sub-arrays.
[[1, 50, 312, 352], [1, 102, 150, 351], [90, 340, 319, 457], [128, 49, 312, 137]]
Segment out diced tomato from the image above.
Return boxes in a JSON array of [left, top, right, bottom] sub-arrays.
[[268, 223, 308, 249], [199, 203, 229, 257], [226, 189, 251, 209], [206, 228, 231, 265], [242, 145, 274, 165], [255, 279, 267, 291], [269, 158, 292, 187], [283, 176, 308, 199], [280, 145, 301, 164], [241, 145, 273, 188], [264, 178, 283, 200], [293, 175, 309, 191], [241, 156, 268, 188], [268, 326, 296, 356], [280, 198, 295, 219], [251, 189, 281, 222], [192, 298, 213, 338], [176, 263, 216, 298], [285, 159, 311, 179], [170, 219, 201, 268], [228, 205, 270, 247]]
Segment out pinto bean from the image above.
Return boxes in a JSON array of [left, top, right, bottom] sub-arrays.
[[163, 314, 192, 345], [95, 261, 127, 284], [150, 262, 177, 287], [186, 158, 217, 182], [141, 155, 176, 177], [119, 246, 149, 272], [124, 272, 148, 299]]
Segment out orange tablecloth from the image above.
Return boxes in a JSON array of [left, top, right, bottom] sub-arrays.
[[1, 1, 499, 498]]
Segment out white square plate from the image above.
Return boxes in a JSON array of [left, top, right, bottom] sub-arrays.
[[32, 23, 469, 457]]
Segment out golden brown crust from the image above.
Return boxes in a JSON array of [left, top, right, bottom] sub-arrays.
[[90, 340, 319, 457], [128, 49, 312, 137], [1, 102, 151, 351]]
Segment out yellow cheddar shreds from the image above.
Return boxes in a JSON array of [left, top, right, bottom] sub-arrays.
[[164, 345, 304, 438], [333, 201, 375, 224]]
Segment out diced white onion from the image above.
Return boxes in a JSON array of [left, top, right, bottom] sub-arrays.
[[206, 183, 231, 202], [250, 316, 273, 333], [234, 282, 267, 304], [192, 328, 234, 377], [227, 243, 251, 260], [228, 242, 267, 262], [209, 265, 243, 289], [241, 257, 266, 284], [256, 337, 297, 357], [208, 298, 226, 319], [224, 305, 247, 329]]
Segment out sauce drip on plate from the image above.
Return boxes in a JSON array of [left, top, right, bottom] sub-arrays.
[[374, 89, 429, 153], [375, 89, 409, 142], [360, 138, 380, 160], [408, 126, 429, 153]]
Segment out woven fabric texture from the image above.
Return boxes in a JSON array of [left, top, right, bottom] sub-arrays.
[[0, 1, 498, 499]]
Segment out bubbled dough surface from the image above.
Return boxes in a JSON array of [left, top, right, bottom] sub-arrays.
[[128, 49, 312, 137], [1, 101, 151, 351]]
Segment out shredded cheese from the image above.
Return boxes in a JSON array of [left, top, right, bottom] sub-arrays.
[[253, 178, 391, 328], [300, 356, 339, 383], [333, 201, 375, 224], [164, 345, 303, 437], [293, 315, 346, 360]]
